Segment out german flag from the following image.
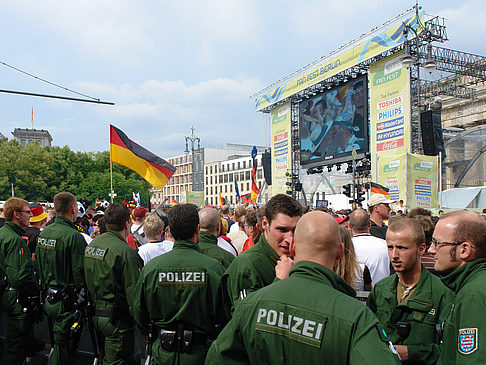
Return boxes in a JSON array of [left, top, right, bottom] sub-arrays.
[[370, 182, 390, 198], [110, 125, 175, 189]]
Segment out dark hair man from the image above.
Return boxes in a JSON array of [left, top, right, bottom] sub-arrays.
[[206, 211, 401, 364], [36, 192, 88, 364], [24, 202, 48, 256], [133, 204, 227, 364], [368, 194, 395, 239], [367, 218, 453, 364], [84, 203, 143, 364], [199, 207, 235, 269], [428, 211, 486, 363], [222, 194, 302, 313], [0, 197, 43, 364]]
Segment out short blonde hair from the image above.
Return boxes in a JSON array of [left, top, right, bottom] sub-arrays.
[[4, 197, 29, 221]]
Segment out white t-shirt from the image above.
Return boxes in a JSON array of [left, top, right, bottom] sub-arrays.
[[131, 223, 144, 234], [137, 240, 174, 265], [217, 237, 238, 257], [226, 230, 248, 254], [352, 234, 390, 286]]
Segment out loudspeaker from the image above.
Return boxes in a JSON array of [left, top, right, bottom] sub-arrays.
[[262, 150, 272, 185], [420, 110, 446, 158]]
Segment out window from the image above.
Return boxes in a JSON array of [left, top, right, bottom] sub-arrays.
[[230, 196, 233, 204], [210, 187, 213, 195], [215, 165, 218, 173], [210, 176, 213, 184], [230, 184, 233, 192], [243, 161, 246, 169], [257, 169, 262, 179], [245, 171, 251, 180], [229, 173, 233, 181], [219, 175, 223, 183], [206, 187, 208, 195], [240, 172, 244, 180], [206, 177, 208, 185], [247, 183, 250, 191], [238, 162, 240, 169], [206, 166, 208, 174], [225, 185, 228, 193]]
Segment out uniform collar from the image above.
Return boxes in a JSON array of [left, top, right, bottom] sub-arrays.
[[289, 261, 356, 298], [257, 234, 280, 265], [173, 239, 200, 251], [199, 231, 218, 245], [4, 220, 26, 236], [54, 215, 76, 229], [105, 229, 129, 243], [441, 257, 486, 294]]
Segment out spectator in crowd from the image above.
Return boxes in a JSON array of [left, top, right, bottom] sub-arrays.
[[413, 215, 437, 274], [438, 210, 444, 218], [221, 205, 234, 231], [228, 206, 246, 234], [46, 209, 56, 226], [137, 213, 173, 265], [335, 226, 372, 291], [241, 207, 264, 253], [429, 211, 486, 363], [198, 207, 235, 269], [368, 194, 395, 239], [241, 209, 257, 253], [223, 194, 302, 313], [349, 209, 390, 286], [131, 206, 147, 234], [388, 214, 403, 227], [227, 215, 248, 254], [217, 217, 238, 257], [367, 218, 453, 364], [407, 208, 432, 220], [24, 202, 48, 256], [206, 211, 401, 364], [0, 202, 5, 228], [133, 204, 227, 365]]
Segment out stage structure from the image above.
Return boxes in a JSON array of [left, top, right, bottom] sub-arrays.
[[252, 4, 486, 208]]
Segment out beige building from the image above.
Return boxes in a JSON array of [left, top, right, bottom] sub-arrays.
[[12, 128, 52, 147]]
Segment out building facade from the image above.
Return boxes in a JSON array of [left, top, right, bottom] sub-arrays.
[[12, 128, 53, 147]]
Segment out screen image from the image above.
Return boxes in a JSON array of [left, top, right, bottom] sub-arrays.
[[299, 75, 368, 167]]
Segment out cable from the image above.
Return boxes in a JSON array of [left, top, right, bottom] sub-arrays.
[[1, 61, 100, 101]]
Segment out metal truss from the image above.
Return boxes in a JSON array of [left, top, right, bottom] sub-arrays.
[[290, 103, 301, 199]]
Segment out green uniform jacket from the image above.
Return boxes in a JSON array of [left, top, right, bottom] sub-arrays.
[[367, 266, 454, 364], [222, 234, 278, 313], [0, 221, 36, 296], [206, 261, 401, 365], [36, 216, 87, 291], [84, 230, 143, 320], [133, 240, 226, 364], [438, 257, 486, 364], [198, 232, 234, 269]]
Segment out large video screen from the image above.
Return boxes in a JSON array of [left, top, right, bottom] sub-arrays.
[[300, 75, 368, 167]]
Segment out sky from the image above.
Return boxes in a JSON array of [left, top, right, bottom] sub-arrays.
[[1, 0, 485, 159]]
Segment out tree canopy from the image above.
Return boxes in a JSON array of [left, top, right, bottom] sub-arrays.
[[0, 138, 151, 205]]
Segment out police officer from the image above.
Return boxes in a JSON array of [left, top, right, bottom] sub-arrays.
[[198, 207, 235, 269], [36, 192, 87, 364], [205, 211, 401, 364], [133, 204, 227, 364], [84, 203, 143, 364], [428, 211, 486, 364], [223, 194, 302, 313], [0, 197, 43, 364], [367, 218, 454, 364]]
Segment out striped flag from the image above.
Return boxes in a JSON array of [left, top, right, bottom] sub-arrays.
[[234, 178, 241, 203], [110, 125, 175, 189], [250, 146, 260, 200], [218, 192, 225, 206], [370, 182, 390, 198]]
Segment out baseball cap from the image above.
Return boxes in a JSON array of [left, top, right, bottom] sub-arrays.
[[29, 202, 48, 223], [133, 206, 148, 219], [368, 194, 396, 207]]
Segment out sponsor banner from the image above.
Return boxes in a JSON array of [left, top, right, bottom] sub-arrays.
[[180, 191, 205, 207], [255, 11, 423, 111], [379, 154, 407, 204], [370, 51, 411, 180], [271, 102, 292, 195], [407, 154, 438, 208]]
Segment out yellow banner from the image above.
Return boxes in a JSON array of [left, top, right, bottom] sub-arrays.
[[271, 102, 291, 196], [370, 51, 411, 180], [255, 12, 423, 111], [378, 154, 407, 204], [181, 191, 204, 207]]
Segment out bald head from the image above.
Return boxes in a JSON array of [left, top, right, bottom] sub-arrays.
[[293, 211, 342, 269], [440, 211, 486, 258], [198, 207, 221, 235], [349, 209, 370, 233]]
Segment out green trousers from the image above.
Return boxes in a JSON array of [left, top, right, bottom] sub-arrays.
[[0, 290, 35, 365], [93, 316, 135, 365]]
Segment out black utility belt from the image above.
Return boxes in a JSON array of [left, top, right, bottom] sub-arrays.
[[158, 325, 209, 353]]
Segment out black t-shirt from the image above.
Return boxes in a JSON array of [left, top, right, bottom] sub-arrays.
[[24, 226, 41, 254], [370, 220, 387, 240], [0, 217, 5, 228]]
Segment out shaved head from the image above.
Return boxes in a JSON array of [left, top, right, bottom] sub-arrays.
[[293, 211, 342, 269], [199, 207, 221, 235]]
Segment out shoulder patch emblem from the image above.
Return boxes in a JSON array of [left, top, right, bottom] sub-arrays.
[[458, 328, 478, 355]]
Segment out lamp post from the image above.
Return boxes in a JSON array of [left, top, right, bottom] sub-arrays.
[[184, 127, 200, 192]]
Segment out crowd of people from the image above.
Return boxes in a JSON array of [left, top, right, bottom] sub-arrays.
[[0, 192, 484, 364]]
